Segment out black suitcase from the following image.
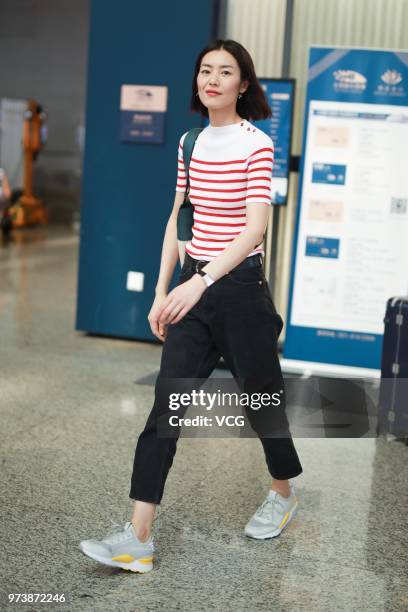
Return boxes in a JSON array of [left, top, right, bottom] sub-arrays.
[[378, 296, 408, 440]]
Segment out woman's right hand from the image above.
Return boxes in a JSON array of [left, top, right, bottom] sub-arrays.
[[148, 293, 169, 341]]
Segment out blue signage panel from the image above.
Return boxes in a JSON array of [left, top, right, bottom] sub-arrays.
[[255, 79, 295, 205], [284, 47, 408, 370], [120, 111, 166, 144], [120, 85, 168, 144], [311, 163, 346, 185], [305, 236, 340, 259]]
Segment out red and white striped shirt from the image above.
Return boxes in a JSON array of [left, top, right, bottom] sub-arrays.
[[175, 118, 274, 261]]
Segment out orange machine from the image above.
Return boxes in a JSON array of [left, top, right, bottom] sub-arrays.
[[11, 100, 48, 227]]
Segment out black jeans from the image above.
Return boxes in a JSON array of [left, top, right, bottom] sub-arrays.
[[130, 257, 303, 504]]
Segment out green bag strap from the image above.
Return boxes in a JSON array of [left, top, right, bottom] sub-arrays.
[[182, 127, 204, 197]]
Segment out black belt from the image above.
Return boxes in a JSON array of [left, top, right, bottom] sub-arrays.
[[184, 251, 263, 273]]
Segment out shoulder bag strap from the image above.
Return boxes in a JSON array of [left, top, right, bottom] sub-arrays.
[[182, 127, 204, 196]]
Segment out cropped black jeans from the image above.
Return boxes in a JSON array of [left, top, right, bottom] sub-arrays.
[[130, 256, 303, 504]]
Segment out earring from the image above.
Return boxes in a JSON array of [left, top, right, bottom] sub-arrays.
[[238, 93, 243, 99]]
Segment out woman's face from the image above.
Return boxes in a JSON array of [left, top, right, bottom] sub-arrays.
[[196, 49, 247, 111]]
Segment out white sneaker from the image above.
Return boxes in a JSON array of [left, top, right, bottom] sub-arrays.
[[79, 522, 154, 573], [245, 482, 298, 539]]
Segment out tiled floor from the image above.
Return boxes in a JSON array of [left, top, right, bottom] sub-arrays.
[[1, 226, 407, 611]]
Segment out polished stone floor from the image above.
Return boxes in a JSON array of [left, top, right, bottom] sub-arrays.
[[1, 226, 407, 611]]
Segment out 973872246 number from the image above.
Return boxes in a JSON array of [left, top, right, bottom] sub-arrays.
[[8, 593, 66, 604]]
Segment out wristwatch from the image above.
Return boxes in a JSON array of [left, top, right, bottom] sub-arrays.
[[196, 269, 215, 287]]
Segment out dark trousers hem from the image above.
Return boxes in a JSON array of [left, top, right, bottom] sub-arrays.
[[269, 467, 303, 480], [129, 493, 162, 505]]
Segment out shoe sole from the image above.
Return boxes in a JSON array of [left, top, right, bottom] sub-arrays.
[[79, 544, 153, 573], [244, 501, 298, 540]]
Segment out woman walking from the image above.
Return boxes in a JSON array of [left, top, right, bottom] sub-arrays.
[[80, 39, 303, 573]]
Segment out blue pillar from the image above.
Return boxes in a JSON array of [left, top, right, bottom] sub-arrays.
[[76, 0, 217, 340]]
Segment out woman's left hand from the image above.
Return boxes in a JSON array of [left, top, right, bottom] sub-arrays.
[[157, 274, 206, 327]]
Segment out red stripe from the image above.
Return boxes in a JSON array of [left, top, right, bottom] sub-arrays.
[[186, 245, 264, 258], [247, 166, 273, 174], [195, 204, 246, 211], [194, 228, 241, 236], [247, 157, 274, 166], [194, 210, 245, 218], [190, 177, 248, 184], [190, 185, 248, 193], [247, 147, 274, 158], [191, 156, 247, 165], [186, 241, 263, 257], [246, 185, 270, 191], [185, 142, 272, 157], [192, 195, 246, 203], [194, 220, 246, 227], [190, 166, 246, 175]]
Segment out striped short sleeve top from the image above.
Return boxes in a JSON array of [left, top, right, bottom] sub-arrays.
[[175, 118, 274, 261]]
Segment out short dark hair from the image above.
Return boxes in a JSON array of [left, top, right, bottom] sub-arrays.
[[190, 39, 272, 121]]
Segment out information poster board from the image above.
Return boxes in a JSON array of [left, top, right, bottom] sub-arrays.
[[120, 85, 168, 143], [284, 46, 408, 370], [256, 78, 295, 205]]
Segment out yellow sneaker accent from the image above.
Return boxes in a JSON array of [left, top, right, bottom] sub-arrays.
[[278, 511, 290, 529], [138, 557, 154, 564], [112, 554, 136, 563]]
